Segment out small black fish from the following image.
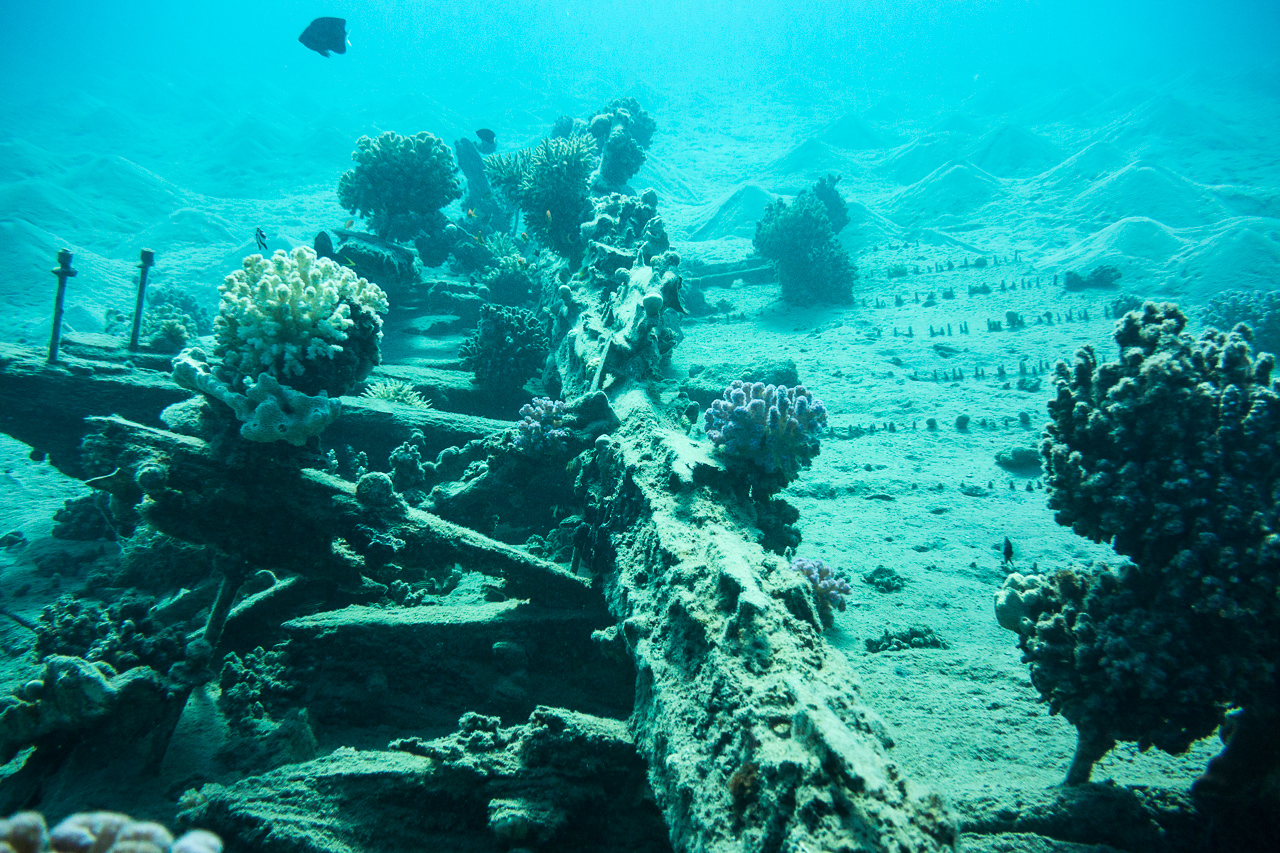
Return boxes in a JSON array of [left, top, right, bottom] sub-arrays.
[[299, 17, 347, 57], [255, 227, 268, 251], [475, 128, 497, 154], [1002, 536, 1014, 565]]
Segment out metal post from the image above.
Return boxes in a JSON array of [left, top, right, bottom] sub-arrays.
[[128, 248, 155, 351], [48, 249, 77, 363]]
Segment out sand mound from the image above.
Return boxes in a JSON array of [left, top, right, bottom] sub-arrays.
[[0, 179, 96, 236], [215, 113, 294, 155], [62, 156, 187, 225], [840, 199, 901, 250], [1212, 187, 1280, 220], [1105, 94, 1247, 153], [962, 78, 1035, 116], [1025, 82, 1112, 123], [66, 103, 150, 148], [1072, 162, 1230, 229], [634, 154, 700, 205], [820, 113, 888, 149], [861, 95, 908, 123], [0, 218, 72, 318], [0, 140, 60, 184], [116, 208, 239, 252], [931, 114, 984, 135], [882, 133, 968, 185], [0, 217, 133, 338], [300, 121, 359, 164], [766, 138, 843, 177], [890, 161, 1002, 224], [689, 184, 777, 241], [1174, 224, 1280, 296], [1034, 141, 1129, 193], [965, 124, 1064, 178], [1050, 217, 1187, 285]]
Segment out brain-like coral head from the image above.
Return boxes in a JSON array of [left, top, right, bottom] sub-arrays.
[[704, 380, 827, 487]]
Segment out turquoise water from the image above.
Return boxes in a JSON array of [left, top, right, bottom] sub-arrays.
[[1, 2, 1280, 851]]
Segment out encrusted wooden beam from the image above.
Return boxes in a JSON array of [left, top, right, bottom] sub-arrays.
[[0, 342, 508, 477], [79, 415, 594, 608]]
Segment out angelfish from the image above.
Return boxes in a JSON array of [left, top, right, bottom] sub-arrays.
[[255, 228, 267, 251]]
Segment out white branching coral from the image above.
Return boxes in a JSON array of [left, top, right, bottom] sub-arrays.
[[215, 246, 389, 396]]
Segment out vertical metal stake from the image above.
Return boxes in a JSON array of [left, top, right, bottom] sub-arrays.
[[128, 248, 156, 352], [48, 249, 77, 363]]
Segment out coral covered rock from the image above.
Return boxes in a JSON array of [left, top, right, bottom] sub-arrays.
[[589, 97, 657, 149], [337, 131, 462, 241], [214, 246, 387, 397]]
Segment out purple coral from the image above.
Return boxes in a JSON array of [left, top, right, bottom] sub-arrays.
[[515, 397, 569, 453], [792, 557, 852, 613], [704, 380, 827, 481]]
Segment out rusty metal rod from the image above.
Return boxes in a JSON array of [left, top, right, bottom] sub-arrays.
[[128, 248, 155, 351], [47, 249, 77, 363]]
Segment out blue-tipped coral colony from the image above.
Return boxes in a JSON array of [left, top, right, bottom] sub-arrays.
[[0, 3, 1278, 852], [704, 380, 828, 486]]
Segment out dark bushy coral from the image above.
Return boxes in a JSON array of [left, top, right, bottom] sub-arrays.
[[104, 304, 200, 354], [459, 304, 549, 393], [753, 177, 856, 305], [338, 131, 462, 241], [479, 234, 537, 306], [517, 136, 596, 259], [704, 380, 827, 490], [1010, 302, 1280, 781], [150, 286, 213, 335], [51, 493, 116, 541], [217, 645, 301, 733], [809, 173, 851, 233]]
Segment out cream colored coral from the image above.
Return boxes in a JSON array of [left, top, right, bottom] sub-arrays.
[[173, 349, 341, 446], [0, 811, 221, 853], [215, 246, 388, 387], [993, 572, 1046, 632]]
